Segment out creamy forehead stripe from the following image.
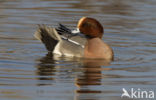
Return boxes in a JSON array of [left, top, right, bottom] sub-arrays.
[[77, 17, 86, 28]]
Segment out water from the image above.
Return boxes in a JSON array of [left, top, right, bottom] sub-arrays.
[[0, 0, 156, 100]]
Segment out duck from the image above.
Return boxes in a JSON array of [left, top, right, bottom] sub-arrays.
[[34, 17, 114, 61]]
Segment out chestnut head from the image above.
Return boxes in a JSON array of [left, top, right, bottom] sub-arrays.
[[77, 17, 104, 38]]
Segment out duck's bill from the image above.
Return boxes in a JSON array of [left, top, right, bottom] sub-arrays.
[[71, 28, 88, 38], [71, 28, 80, 34]]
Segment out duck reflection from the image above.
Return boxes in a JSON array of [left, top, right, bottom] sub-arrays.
[[35, 52, 56, 86], [36, 53, 112, 100], [75, 59, 111, 100]]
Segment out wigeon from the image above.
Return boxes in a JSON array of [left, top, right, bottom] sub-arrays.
[[34, 17, 114, 60]]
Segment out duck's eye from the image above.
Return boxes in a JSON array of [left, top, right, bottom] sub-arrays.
[[82, 22, 92, 27], [82, 22, 97, 29]]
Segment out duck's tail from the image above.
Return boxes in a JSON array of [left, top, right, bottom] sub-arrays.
[[34, 25, 61, 51]]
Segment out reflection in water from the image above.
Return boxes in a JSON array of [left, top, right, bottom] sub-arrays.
[[36, 53, 112, 100], [75, 59, 111, 100], [35, 53, 56, 86], [75, 66, 102, 100]]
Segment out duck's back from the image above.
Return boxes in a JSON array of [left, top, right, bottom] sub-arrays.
[[34, 25, 86, 57]]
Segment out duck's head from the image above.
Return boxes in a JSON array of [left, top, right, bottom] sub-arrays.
[[77, 17, 103, 38]]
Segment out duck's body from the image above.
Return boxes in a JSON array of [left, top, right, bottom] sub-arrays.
[[84, 38, 113, 60], [34, 25, 86, 57], [34, 17, 114, 61]]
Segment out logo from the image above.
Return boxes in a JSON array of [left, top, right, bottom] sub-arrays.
[[121, 88, 154, 99]]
